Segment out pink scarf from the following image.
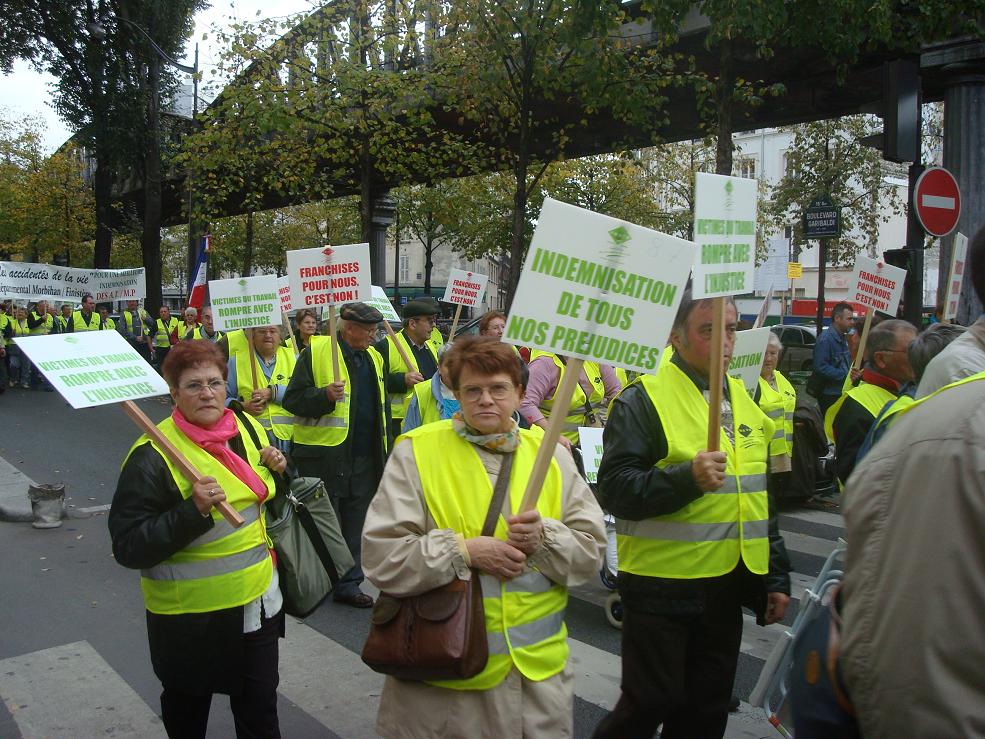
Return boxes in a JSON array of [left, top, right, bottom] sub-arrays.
[[172, 407, 269, 501]]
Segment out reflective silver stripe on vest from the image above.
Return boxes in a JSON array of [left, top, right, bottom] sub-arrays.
[[486, 609, 566, 656], [257, 417, 272, 429], [765, 408, 784, 419], [616, 517, 770, 542], [190, 505, 260, 547], [294, 414, 346, 428], [480, 570, 555, 597], [784, 413, 794, 422], [141, 543, 269, 581], [771, 428, 784, 440], [785, 434, 794, 443], [706, 473, 768, 495], [268, 415, 295, 427]]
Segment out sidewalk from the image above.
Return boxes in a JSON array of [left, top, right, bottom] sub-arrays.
[[0, 454, 109, 523]]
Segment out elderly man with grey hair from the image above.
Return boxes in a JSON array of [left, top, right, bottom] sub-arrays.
[[826, 318, 916, 485]]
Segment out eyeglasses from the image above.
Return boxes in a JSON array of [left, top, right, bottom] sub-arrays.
[[460, 382, 515, 402], [179, 379, 225, 395]]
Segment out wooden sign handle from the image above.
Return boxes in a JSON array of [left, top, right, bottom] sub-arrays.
[[449, 304, 463, 340], [706, 298, 726, 453], [283, 311, 300, 357], [121, 400, 245, 528], [519, 357, 584, 512], [852, 307, 875, 371], [328, 304, 340, 382], [246, 328, 259, 392], [383, 320, 418, 373]]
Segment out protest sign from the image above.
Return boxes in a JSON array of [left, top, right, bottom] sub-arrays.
[[504, 197, 692, 375], [577, 427, 605, 484], [367, 285, 401, 322], [507, 197, 693, 511], [727, 328, 771, 394], [209, 275, 280, 332], [277, 276, 293, 313], [692, 173, 757, 299], [754, 284, 774, 329], [443, 268, 490, 337], [0, 262, 146, 302], [849, 255, 906, 316], [285, 243, 371, 308], [13, 331, 168, 409], [943, 233, 968, 322]]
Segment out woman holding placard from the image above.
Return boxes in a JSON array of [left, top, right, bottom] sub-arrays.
[[756, 333, 796, 495], [109, 340, 288, 738], [362, 335, 605, 738]]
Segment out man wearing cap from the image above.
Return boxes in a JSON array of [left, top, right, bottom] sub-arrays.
[[376, 299, 440, 437], [284, 302, 392, 608], [68, 294, 101, 332]]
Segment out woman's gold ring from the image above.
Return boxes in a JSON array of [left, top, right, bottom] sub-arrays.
[[208, 489, 216, 497]]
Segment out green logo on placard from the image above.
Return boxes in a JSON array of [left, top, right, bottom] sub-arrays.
[[608, 225, 631, 246], [724, 179, 734, 210], [238, 279, 248, 288], [63, 336, 79, 344]]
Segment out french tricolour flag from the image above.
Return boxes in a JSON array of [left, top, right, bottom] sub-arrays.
[[187, 235, 210, 310]]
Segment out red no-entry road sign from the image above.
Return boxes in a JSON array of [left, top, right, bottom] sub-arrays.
[[914, 167, 961, 237]]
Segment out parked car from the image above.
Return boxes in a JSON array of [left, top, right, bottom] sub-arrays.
[[770, 324, 816, 374]]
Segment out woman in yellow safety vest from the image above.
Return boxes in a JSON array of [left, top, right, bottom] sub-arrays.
[[362, 335, 606, 738], [109, 340, 288, 738], [755, 332, 797, 497]]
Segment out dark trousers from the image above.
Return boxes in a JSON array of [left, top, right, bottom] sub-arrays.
[[593, 572, 745, 739], [155, 346, 171, 373], [330, 455, 377, 598], [160, 611, 282, 739]]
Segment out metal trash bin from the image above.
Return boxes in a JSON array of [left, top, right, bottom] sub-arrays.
[[28, 483, 65, 529]]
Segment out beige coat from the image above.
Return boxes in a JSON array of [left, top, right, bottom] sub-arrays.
[[362, 437, 606, 739], [840, 376, 985, 738]]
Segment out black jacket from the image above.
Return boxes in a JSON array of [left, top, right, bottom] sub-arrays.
[[282, 337, 392, 490], [597, 356, 791, 623], [108, 424, 285, 694]]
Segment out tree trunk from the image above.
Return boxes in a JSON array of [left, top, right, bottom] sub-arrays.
[[505, 172, 528, 310], [359, 148, 373, 243], [92, 154, 114, 268], [242, 211, 255, 276], [424, 237, 434, 294], [141, 55, 164, 313], [715, 39, 734, 176]]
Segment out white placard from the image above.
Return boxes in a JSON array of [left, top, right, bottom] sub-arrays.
[[849, 255, 906, 316], [209, 274, 280, 331], [285, 243, 371, 309], [753, 238, 788, 293], [754, 283, 774, 328], [727, 327, 771, 393], [504, 197, 693, 374], [577, 427, 605, 484], [944, 232, 968, 321], [442, 268, 489, 308], [13, 331, 168, 408], [693, 173, 757, 298], [0, 262, 146, 302], [367, 285, 400, 322], [277, 276, 293, 313]]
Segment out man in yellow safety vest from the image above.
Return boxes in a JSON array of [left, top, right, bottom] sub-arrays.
[[68, 294, 101, 332], [376, 300, 440, 438], [592, 291, 791, 739]]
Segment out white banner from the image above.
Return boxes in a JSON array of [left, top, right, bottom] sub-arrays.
[[504, 197, 693, 374], [577, 427, 605, 484], [754, 238, 788, 293], [442, 268, 489, 308], [0, 262, 146, 302], [209, 274, 281, 331], [285, 243, 371, 309], [693, 173, 757, 298], [850, 255, 906, 316], [944, 233, 968, 321], [727, 327, 771, 394], [367, 285, 400, 322], [13, 331, 168, 408]]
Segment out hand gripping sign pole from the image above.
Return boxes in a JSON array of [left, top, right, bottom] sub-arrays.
[[123, 400, 244, 527], [247, 328, 259, 391], [325, 248, 342, 382], [705, 298, 727, 452]]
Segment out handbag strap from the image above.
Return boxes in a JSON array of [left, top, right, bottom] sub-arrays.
[[481, 452, 514, 537], [295, 500, 341, 588]]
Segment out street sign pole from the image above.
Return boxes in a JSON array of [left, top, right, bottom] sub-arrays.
[[816, 238, 827, 330]]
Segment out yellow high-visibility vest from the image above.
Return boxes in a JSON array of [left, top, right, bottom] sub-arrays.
[[528, 350, 604, 443], [403, 421, 568, 691], [72, 310, 100, 332], [123, 412, 275, 615], [824, 381, 897, 442], [616, 364, 772, 579], [757, 370, 796, 461], [154, 317, 179, 348], [123, 309, 151, 339], [385, 330, 437, 420], [292, 335, 388, 450], [410, 379, 442, 427], [187, 325, 224, 342], [29, 312, 53, 336], [233, 344, 298, 441]]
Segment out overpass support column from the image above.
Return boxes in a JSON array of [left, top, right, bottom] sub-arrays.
[[941, 64, 985, 322], [370, 194, 397, 287]]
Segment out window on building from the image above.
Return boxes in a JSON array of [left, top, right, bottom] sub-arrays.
[[734, 157, 756, 179], [399, 253, 409, 283], [783, 151, 799, 179]]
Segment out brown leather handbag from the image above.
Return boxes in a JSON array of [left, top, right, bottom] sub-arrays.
[[360, 453, 514, 681]]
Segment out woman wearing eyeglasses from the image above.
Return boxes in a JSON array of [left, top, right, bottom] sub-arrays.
[[363, 335, 606, 738], [109, 340, 288, 738]]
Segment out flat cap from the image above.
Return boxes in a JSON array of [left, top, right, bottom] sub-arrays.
[[340, 302, 384, 324], [403, 299, 440, 319]]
